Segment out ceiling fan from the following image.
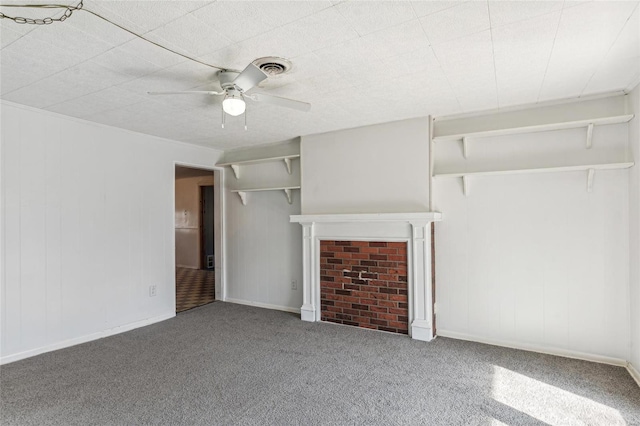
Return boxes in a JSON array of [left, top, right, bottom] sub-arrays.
[[148, 61, 311, 129]]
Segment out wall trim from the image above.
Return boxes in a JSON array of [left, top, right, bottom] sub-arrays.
[[0, 312, 175, 365], [437, 329, 627, 367], [224, 298, 300, 314], [628, 362, 640, 387]]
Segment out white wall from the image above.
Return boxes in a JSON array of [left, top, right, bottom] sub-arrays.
[[223, 145, 303, 312], [301, 118, 430, 214], [0, 102, 223, 363], [434, 119, 631, 363], [628, 85, 640, 378]]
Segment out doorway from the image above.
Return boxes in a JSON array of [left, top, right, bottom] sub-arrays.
[[175, 165, 220, 313]]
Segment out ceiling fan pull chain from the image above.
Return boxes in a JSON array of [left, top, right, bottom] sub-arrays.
[[0, 1, 230, 71], [0, 0, 82, 25], [221, 107, 225, 129], [244, 109, 248, 131]]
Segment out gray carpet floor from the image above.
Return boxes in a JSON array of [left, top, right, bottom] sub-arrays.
[[1, 302, 639, 425]]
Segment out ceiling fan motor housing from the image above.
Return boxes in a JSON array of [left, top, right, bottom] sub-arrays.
[[218, 71, 241, 91]]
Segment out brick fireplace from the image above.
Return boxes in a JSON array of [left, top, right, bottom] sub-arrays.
[[290, 213, 442, 341], [320, 240, 409, 334]]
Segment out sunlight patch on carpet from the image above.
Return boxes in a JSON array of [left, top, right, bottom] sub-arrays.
[[491, 365, 626, 425]]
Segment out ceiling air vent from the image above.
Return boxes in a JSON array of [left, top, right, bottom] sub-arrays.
[[252, 57, 292, 76]]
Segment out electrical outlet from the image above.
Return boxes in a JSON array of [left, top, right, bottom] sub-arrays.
[[149, 285, 157, 297], [291, 280, 297, 290]]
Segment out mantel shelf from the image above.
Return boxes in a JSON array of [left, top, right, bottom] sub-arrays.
[[433, 114, 634, 143], [217, 155, 300, 179], [290, 212, 442, 224], [434, 162, 634, 196], [231, 186, 300, 205]]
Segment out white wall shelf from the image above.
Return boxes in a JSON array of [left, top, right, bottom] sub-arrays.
[[231, 186, 301, 205], [434, 162, 634, 195], [433, 114, 635, 148], [217, 154, 300, 179]]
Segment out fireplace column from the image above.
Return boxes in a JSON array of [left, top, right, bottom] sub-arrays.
[[299, 222, 316, 322], [409, 220, 434, 341]]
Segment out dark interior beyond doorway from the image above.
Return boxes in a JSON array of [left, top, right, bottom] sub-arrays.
[[201, 185, 215, 270]]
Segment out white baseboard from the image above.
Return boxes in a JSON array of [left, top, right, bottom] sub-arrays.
[[0, 312, 175, 365], [436, 329, 627, 367], [224, 298, 300, 314], [628, 362, 640, 387]]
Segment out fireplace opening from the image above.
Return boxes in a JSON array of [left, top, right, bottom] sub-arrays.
[[319, 240, 408, 334]]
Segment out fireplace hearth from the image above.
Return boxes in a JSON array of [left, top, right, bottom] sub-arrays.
[[320, 240, 409, 334]]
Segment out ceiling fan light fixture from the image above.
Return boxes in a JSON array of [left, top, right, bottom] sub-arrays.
[[222, 94, 245, 116]]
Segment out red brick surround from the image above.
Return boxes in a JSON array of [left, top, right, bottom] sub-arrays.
[[319, 240, 408, 334]]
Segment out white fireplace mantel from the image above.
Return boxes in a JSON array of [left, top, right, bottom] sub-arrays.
[[290, 212, 442, 341]]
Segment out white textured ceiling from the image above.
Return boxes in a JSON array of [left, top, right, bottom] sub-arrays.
[[1, 1, 638, 150]]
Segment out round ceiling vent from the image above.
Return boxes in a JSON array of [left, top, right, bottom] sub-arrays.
[[252, 57, 292, 76]]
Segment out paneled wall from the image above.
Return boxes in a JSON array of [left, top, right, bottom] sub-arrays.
[[434, 120, 631, 363], [223, 145, 303, 312], [1, 102, 222, 363]]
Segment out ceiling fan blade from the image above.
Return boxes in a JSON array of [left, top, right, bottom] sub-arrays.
[[232, 63, 268, 92], [249, 92, 311, 112], [148, 91, 225, 96]]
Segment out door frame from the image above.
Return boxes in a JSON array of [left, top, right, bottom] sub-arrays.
[[173, 162, 226, 309]]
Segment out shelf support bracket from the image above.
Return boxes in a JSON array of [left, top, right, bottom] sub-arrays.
[[586, 123, 594, 149], [462, 137, 469, 159], [230, 164, 240, 179], [284, 188, 293, 204], [237, 191, 247, 205], [587, 168, 595, 193], [462, 176, 469, 196], [284, 158, 293, 175]]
